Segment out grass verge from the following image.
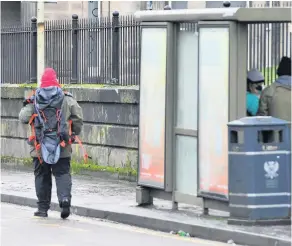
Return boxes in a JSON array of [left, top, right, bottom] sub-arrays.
[[0, 156, 137, 177]]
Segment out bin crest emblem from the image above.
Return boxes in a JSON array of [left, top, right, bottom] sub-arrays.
[[264, 161, 279, 179]]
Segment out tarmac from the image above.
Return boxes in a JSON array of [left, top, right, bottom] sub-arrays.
[[2, 203, 232, 246], [1, 168, 291, 246]]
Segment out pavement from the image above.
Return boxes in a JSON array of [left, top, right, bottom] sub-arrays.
[[1, 203, 231, 246], [1, 169, 291, 246]]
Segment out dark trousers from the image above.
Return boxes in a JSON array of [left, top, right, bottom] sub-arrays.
[[33, 157, 72, 211]]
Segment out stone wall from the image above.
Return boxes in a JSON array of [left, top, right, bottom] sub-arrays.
[[1, 1, 21, 26], [1, 86, 139, 169]]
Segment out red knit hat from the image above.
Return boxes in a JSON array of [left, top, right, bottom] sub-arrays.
[[40, 68, 61, 88]]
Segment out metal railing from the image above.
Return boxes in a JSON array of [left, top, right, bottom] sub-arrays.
[[1, 22, 32, 84], [248, 22, 291, 84], [1, 9, 291, 85], [1, 12, 141, 85]]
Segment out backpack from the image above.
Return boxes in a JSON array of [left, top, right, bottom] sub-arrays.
[[25, 88, 88, 164]]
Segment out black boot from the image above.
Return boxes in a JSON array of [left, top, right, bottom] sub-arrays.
[[34, 210, 48, 218], [60, 199, 70, 219]]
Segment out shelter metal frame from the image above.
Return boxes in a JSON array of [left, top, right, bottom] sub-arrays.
[[135, 7, 291, 213]]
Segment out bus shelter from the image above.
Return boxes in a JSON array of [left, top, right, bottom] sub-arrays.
[[135, 7, 291, 213]]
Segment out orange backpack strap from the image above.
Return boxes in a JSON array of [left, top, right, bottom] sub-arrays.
[[28, 113, 43, 164], [68, 120, 73, 137], [67, 119, 88, 163], [74, 136, 89, 163], [28, 113, 38, 125]]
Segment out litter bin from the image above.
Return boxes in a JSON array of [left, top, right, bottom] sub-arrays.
[[227, 116, 291, 225]]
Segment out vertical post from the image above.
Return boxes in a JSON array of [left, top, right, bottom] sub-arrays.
[[111, 11, 120, 84], [268, 1, 272, 73], [30, 17, 37, 83], [88, 1, 99, 82], [71, 14, 79, 84], [97, 1, 101, 18], [246, 0, 251, 70], [37, 1, 45, 86], [146, 1, 153, 10]]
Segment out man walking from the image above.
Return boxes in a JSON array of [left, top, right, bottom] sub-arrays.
[[258, 56, 291, 122], [19, 68, 83, 219]]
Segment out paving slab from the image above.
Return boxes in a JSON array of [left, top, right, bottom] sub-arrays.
[[1, 169, 291, 246]]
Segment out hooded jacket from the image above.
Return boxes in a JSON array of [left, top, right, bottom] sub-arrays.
[[258, 57, 291, 122], [19, 68, 83, 159]]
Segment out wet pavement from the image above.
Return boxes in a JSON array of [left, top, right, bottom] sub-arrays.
[[1, 203, 231, 246], [1, 169, 291, 242]]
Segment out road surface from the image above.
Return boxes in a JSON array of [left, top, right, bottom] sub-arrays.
[[1, 203, 232, 246]]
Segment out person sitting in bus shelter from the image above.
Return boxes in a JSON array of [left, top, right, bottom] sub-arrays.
[[246, 69, 265, 116], [258, 56, 291, 122]]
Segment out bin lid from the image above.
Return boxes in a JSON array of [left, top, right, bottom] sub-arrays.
[[228, 116, 290, 126]]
